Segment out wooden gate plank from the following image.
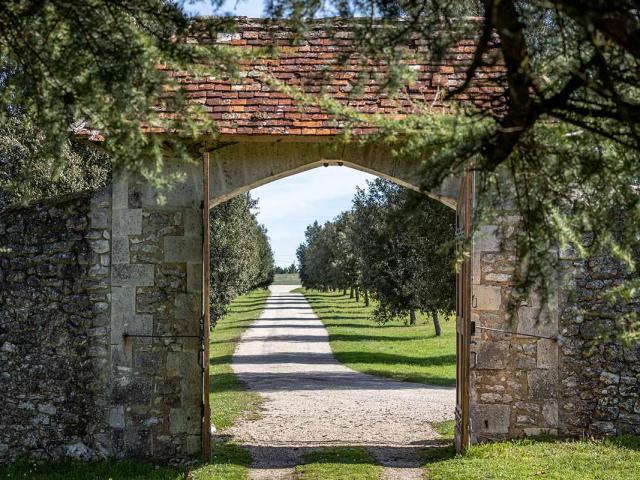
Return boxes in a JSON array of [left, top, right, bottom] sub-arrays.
[[201, 152, 212, 460]]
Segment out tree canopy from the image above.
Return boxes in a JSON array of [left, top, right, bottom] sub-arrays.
[[267, 0, 639, 322], [0, 1, 242, 189], [1, 1, 638, 327], [210, 192, 275, 323], [297, 178, 454, 333]]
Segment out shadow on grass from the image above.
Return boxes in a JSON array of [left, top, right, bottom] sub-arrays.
[[0, 459, 182, 480], [223, 442, 448, 469], [421, 442, 457, 466], [214, 333, 428, 343]]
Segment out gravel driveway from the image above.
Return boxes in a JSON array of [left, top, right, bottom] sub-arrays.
[[225, 285, 456, 479]]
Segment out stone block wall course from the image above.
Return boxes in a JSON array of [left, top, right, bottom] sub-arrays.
[[0, 189, 112, 464], [559, 254, 640, 437], [469, 206, 639, 442], [107, 161, 204, 460]]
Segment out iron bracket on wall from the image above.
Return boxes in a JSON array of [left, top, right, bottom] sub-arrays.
[[475, 325, 559, 341]]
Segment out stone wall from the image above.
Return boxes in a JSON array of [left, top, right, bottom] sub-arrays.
[[469, 217, 561, 442], [1, 153, 637, 464], [469, 209, 640, 442], [107, 160, 204, 459], [559, 254, 640, 437], [0, 189, 112, 463]]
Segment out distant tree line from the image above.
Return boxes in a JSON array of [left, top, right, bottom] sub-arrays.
[[297, 179, 455, 335], [210, 193, 274, 323], [273, 264, 298, 274]]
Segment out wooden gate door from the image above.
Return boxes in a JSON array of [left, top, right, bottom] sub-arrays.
[[455, 172, 473, 453], [201, 152, 212, 460]]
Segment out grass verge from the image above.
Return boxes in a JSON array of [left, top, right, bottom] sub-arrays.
[[189, 439, 253, 480], [424, 436, 640, 480], [295, 447, 383, 480], [300, 289, 456, 386], [209, 288, 270, 430], [1, 444, 253, 480], [0, 460, 183, 480], [432, 419, 456, 439]]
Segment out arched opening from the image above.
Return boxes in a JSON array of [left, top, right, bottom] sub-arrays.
[[207, 141, 461, 210], [204, 154, 469, 471]]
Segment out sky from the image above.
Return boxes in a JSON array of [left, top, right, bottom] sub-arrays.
[[188, 0, 266, 17], [188, 1, 376, 267], [251, 168, 376, 266]]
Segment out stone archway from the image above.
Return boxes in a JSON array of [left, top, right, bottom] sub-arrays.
[[103, 142, 471, 459], [208, 142, 460, 209], [100, 143, 563, 460], [5, 18, 634, 467]]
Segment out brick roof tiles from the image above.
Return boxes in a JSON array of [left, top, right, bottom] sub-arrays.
[[83, 18, 505, 140]]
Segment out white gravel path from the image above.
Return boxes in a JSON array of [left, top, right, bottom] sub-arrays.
[[225, 285, 456, 479]]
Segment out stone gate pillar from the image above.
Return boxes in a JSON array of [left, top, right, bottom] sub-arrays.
[[107, 157, 204, 459], [469, 213, 561, 442]]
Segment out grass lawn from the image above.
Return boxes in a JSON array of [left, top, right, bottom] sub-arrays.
[[209, 288, 270, 430], [295, 447, 383, 480], [0, 460, 183, 480], [424, 436, 640, 480], [299, 289, 456, 386], [0, 444, 253, 480], [271, 273, 301, 285]]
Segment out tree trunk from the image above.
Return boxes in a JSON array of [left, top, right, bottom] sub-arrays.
[[364, 290, 369, 307], [432, 311, 441, 336], [350, 287, 354, 298], [409, 308, 417, 326], [355, 286, 360, 303], [342, 288, 347, 296]]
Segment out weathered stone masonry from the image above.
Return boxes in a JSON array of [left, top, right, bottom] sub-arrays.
[[107, 160, 203, 459], [1, 18, 639, 464], [469, 210, 640, 442], [0, 190, 112, 463], [559, 253, 640, 437], [0, 156, 205, 465]]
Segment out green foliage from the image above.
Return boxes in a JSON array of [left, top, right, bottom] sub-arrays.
[[0, 116, 109, 208], [295, 447, 383, 480], [273, 263, 298, 274], [267, 1, 640, 325], [0, 1, 245, 196], [209, 289, 269, 431], [210, 193, 274, 323], [425, 436, 640, 480], [301, 289, 456, 386], [351, 179, 455, 324], [271, 273, 301, 285], [297, 179, 455, 330]]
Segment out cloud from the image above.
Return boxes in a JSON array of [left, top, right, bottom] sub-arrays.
[[250, 166, 376, 266], [252, 166, 375, 221]]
